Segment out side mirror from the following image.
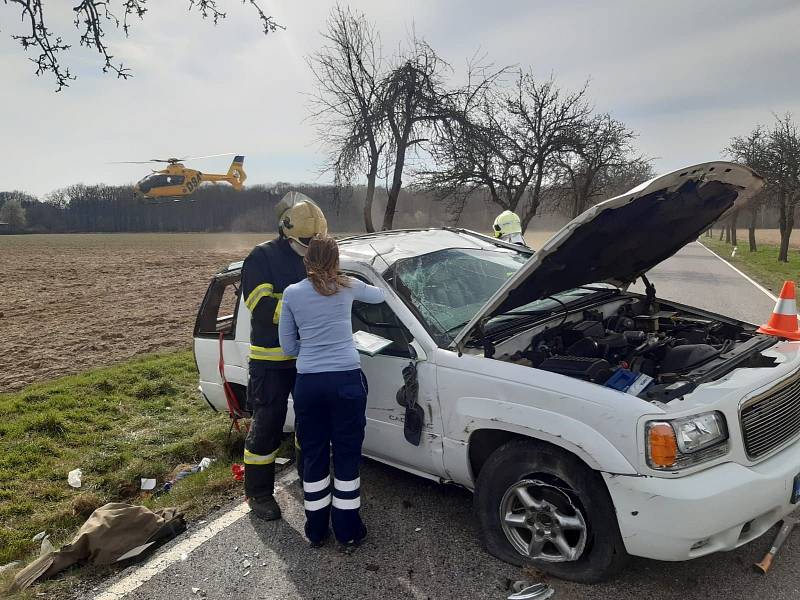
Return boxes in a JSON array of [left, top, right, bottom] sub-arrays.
[[408, 343, 418, 362]]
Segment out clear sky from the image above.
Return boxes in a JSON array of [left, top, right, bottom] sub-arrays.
[[1, 0, 799, 196]]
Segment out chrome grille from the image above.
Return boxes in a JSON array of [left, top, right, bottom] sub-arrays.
[[741, 373, 800, 458]]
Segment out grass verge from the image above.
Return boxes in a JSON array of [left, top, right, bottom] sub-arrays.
[[0, 351, 253, 597], [702, 236, 800, 295]]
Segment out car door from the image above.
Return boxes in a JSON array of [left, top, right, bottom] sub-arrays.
[[349, 275, 446, 480]]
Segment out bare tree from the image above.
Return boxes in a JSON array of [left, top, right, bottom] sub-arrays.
[[308, 5, 385, 232], [4, 0, 282, 91], [379, 36, 460, 230], [725, 125, 770, 252], [421, 70, 592, 231], [557, 114, 649, 218], [0, 197, 27, 231], [727, 114, 800, 261]]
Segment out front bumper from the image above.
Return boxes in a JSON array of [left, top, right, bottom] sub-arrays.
[[605, 438, 800, 561]]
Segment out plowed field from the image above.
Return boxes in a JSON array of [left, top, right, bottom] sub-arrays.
[[1, 233, 268, 392]]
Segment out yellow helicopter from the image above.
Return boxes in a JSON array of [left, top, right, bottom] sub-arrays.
[[113, 153, 247, 200]]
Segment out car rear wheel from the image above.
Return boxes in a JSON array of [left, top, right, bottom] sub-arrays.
[[474, 438, 628, 583]]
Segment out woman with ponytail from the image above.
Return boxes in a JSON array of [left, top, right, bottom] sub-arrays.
[[278, 235, 385, 549]]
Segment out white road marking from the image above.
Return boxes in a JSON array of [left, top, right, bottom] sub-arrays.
[[93, 471, 300, 600], [696, 241, 778, 302]]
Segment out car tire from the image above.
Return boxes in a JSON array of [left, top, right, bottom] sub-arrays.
[[474, 438, 628, 583]]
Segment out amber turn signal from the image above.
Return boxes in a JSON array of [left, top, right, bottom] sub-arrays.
[[647, 422, 678, 468]]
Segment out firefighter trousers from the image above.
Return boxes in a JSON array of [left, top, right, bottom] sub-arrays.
[[244, 363, 296, 500], [293, 369, 368, 545]]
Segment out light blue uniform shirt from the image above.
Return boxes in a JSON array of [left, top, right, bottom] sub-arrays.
[[279, 277, 386, 374]]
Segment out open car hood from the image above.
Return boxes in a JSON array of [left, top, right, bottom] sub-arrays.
[[453, 161, 764, 349]]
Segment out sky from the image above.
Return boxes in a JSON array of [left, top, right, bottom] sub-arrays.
[[1, 0, 800, 196]]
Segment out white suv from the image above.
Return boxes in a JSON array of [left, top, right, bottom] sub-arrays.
[[194, 162, 800, 582]]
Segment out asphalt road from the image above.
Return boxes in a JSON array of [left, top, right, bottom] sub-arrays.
[[88, 243, 799, 600]]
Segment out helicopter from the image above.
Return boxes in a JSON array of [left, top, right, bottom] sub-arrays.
[[113, 153, 247, 200]]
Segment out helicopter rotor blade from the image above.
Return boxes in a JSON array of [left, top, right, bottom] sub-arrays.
[[180, 152, 237, 161], [108, 153, 236, 165]]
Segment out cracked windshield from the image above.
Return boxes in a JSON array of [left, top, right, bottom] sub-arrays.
[[394, 247, 613, 344]]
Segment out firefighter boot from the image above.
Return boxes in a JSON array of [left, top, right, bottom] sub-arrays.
[[245, 462, 281, 521], [248, 495, 281, 521]]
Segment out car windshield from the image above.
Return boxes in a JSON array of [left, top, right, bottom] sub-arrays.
[[391, 247, 615, 345]]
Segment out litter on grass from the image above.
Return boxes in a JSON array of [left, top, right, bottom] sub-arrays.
[[67, 468, 82, 488], [39, 537, 55, 556], [140, 478, 156, 491], [159, 458, 217, 494]]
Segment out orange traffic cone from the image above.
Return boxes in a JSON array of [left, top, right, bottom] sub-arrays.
[[757, 281, 800, 340]]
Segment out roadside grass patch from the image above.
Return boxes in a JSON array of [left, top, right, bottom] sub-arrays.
[[703, 237, 800, 294], [0, 351, 246, 573]]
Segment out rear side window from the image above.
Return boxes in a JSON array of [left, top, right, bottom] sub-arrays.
[[195, 270, 241, 338]]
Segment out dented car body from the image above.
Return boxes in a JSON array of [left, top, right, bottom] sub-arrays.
[[194, 162, 800, 581]]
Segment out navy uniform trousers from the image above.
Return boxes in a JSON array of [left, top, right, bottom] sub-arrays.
[[293, 369, 368, 545]]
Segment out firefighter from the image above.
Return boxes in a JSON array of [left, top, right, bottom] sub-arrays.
[[492, 210, 528, 247], [278, 235, 385, 548], [241, 191, 327, 521]]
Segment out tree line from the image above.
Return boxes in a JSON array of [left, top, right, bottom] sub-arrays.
[[0, 183, 541, 234]]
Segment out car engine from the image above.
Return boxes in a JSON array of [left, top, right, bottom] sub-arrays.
[[504, 300, 777, 402]]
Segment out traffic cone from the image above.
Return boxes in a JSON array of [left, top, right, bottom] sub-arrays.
[[757, 281, 800, 340]]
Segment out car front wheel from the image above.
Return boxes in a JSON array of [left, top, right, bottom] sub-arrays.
[[474, 438, 628, 583]]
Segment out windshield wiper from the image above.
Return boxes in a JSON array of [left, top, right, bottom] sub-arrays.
[[446, 320, 472, 335]]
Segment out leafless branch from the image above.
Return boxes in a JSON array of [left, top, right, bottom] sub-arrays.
[[4, 0, 282, 91]]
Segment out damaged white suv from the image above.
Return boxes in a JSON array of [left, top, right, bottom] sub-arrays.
[[194, 162, 800, 582]]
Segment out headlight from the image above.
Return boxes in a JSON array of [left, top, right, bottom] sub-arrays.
[[646, 412, 729, 470]]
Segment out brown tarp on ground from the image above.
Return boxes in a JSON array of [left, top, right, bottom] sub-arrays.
[[13, 502, 185, 590]]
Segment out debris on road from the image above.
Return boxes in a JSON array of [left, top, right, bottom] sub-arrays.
[[191, 587, 206, 597], [67, 468, 82, 488], [507, 582, 555, 600], [241, 559, 252, 569], [754, 516, 798, 574]]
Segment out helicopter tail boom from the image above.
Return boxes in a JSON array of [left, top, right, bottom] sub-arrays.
[[226, 155, 247, 189]]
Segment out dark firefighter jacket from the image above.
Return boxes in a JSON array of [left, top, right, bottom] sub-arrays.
[[241, 237, 306, 366]]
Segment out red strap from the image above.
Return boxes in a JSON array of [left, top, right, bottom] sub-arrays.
[[219, 332, 247, 431]]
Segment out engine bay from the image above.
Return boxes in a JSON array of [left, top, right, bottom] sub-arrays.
[[496, 294, 778, 403]]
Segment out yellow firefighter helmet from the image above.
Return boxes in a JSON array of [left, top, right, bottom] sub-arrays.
[[274, 191, 328, 246], [493, 210, 522, 238]]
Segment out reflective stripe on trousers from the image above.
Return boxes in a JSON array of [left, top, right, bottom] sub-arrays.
[[243, 448, 277, 465]]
